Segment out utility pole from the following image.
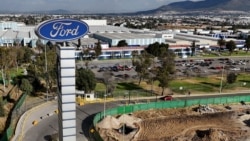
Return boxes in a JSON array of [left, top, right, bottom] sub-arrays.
[[45, 44, 48, 102], [220, 65, 224, 93]]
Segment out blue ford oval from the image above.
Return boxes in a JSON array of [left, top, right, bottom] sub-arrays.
[[35, 19, 89, 42]]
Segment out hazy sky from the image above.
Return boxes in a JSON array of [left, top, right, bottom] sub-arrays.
[[0, 0, 202, 13]]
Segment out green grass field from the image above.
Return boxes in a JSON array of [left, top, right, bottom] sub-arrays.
[[95, 73, 250, 98]]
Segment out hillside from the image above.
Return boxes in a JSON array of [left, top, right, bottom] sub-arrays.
[[135, 0, 250, 15]]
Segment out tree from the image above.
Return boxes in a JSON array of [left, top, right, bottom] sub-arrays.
[[191, 40, 196, 56], [27, 46, 57, 94], [245, 36, 250, 53], [76, 68, 96, 93], [23, 47, 34, 63], [145, 42, 175, 95], [227, 72, 237, 84], [36, 39, 44, 55], [82, 48, 91, 68], [102, 71, 115, 95], [131, 50, 139, 64], [117, 40, 128, 47], [217, 36, 226, 52], [193, 28, 197, 35], [156, 49, 176, 95], [132, 52, 153, 85], [0, 48, 15, 91], [146, 42, 169, 57], [20, 78, 33, 95], [226, 40, 236, 55], [13, 47, 25, 72], [44, 48, 57, 93], [94, 40, 102, 59]]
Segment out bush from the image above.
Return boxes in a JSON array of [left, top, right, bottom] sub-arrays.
[[227, 73, 237, 84]]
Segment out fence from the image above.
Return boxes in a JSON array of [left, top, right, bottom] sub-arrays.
[[95, 89, 154, 99], [0, 94, 48, 141], [0, 93, 27, 141], [92, 94, 250, 140]]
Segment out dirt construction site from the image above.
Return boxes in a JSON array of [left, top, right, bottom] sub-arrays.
[[96, 103, 250, 141]]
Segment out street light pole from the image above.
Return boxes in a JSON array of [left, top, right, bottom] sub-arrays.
[[220, 65, 224, 93], [45, 44, 48, 102], [104, 94, 106, 118]]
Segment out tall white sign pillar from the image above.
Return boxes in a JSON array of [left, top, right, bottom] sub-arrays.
[[35, 19, 89, 141], [57, 45, 76, 141]]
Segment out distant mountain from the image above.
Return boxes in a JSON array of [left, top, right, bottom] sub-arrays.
[[31, 9, 72, 14], [1, 0, 249, 15], [0, 9, 72, 14], [135, 0, 250, 15]]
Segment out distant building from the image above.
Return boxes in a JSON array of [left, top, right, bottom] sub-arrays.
[[82, 19, 107, 26], [93, 32, 164, 47], [168, 45, 191, 58], [0, 21, 18, 30], [75, 46, 145, 60]]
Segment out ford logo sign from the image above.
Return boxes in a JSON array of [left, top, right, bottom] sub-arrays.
[[35, 19, 89, 42]]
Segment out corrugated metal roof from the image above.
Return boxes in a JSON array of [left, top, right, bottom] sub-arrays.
[[29, 30, 38, 39], [0, 30, 5, 37], [17, 31, 29, 38], [89, 25, 130, 33], [1, 30, 17, 39], [94, 32, 157, 40], [71, 38, 98, 45]]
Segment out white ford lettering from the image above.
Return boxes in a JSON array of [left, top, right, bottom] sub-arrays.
[[50, 22, 79, 37]]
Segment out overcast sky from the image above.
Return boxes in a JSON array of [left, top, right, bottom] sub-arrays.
[[0, 0, 202, 13]]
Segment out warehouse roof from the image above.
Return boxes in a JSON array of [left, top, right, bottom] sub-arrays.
[[94, 32, 158, 40]]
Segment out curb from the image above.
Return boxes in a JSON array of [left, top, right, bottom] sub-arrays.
[[11, 101, 57, 141]]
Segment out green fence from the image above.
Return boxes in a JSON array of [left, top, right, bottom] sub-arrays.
[[0, 93, 27, 141], [92, 94, 250, 140]]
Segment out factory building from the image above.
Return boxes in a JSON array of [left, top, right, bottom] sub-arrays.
[[93, 32, 164, 47], [0, 20, 248, 59]]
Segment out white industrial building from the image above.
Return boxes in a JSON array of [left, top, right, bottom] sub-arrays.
[[93, 32, 164, 47], [0, 20, 248, 59]]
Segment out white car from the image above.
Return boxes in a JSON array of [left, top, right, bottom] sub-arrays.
[[230, 67, 240, 71]]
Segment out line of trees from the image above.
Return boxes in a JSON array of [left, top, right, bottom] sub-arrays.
[[217, 37, 250, 55], [0, 47, 33, 92]]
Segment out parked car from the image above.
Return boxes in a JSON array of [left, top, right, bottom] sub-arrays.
[[230, 67, 240, 71], [112, 66, 119, 72], [160, 95, 173, 101], [115, 74, 129, 78], [124, 65, 132, 71]]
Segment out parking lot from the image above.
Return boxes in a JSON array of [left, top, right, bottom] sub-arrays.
[[76, 60, 137, 82], [76, 57, 250, 81], [174, 57, 250, 77]]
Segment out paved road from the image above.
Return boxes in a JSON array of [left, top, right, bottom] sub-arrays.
[[21, 100, 123, 141], [12, 101, 57, 141]]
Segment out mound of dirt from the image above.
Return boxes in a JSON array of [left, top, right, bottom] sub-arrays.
[[191, 128, 243, 141], [133, 112, 242, 141], [96, 115, 121, 129], [117, 114, 142, 128], [96, 105, 250, 141], [0, 117, 7, 133]]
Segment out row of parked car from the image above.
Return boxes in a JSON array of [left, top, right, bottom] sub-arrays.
[[98, 65, 133, 72]]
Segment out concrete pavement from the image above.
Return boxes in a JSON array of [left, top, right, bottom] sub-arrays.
[[11, 100, 57, 141]]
